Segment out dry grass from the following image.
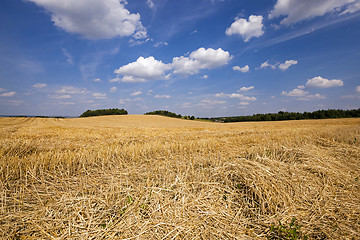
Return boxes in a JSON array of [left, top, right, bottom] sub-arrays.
[[0, 115, 359, 239]]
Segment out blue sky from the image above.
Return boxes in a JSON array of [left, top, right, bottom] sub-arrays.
[[0, 0, 360, 117]]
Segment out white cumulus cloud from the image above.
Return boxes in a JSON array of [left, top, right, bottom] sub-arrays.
[[27, 0, 147, 39], [278, 60, 298, 71], [306, 76, 344, 88], [189, 48, 232, 69], [225, 15, 264, 42], [269, 0, 359, 25], [114, 56, 171, 83], [113, 48, 232, 82], [171, 56, 200, 75], [356, 86, 360, 93], [172, 48, 232, 75], [233, 65, 250, 73]]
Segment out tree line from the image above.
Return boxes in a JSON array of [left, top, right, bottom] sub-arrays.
[[79, 108, 128, 117], [205, 108, 360, 123], [145, 110, 195, 120], [78, 108, 360, 122]]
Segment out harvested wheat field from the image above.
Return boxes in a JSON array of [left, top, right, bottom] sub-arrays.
[[0, 116, 359, 239]]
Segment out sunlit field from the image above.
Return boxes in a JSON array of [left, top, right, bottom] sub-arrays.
[[0, 116, 359, 239]]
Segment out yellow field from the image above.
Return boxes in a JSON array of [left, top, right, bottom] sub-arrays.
[[0, 116, 359, 239]]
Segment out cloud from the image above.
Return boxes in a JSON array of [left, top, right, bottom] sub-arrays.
[[237, 86, 254, 92], [62, 48, 73, 64], [269, 0, 359, 25], [281, 89, 309, 97], [114, 56, 171, 82], [229, 94, 257, 101], [190, 48, 232, 69], [297, 85, 305, 89], [154, 95, 171, 99], [306, 76, 344, 88], [225, 15, 264, 42], [119, 97, 143, 102], [113, 47, 232, 82], [129, 38, 152, 46], [340, 1, 360, 15], [233, 65, 250, 73], [278, 60, 298, 70], [260, 60, 277, 69], [28, 0, 147, 39], [0, 88, 6, 92], [49, 94, 72, 99], [297, 94, 326, 101], [154, 41, 168, 47], [93, 92, 106, 99], [172, 48, 232, 75], [109, 87, 117, 93], [281, 88, 326, 100], [93, 78, 102, 83], [57, 86, 89, 94], [197, 99, 226, 108], [33, 83, 47, 88], [201, 75, 209, 79], [147, 0, 155, 9], [239, 101, 250, 105], [59, 102, 75, 105], [215, 92, 257, 101], [260, 59, 297, 70], [130, 91, 142, 96], [357, 86, 360, 93], [171, 57, 199, 75], [0, 91, 16, 97]]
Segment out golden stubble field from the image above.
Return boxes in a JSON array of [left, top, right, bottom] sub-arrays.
[[0, 115, 359, 239]]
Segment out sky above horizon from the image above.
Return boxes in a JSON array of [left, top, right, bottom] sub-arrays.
[[1, 0, 360, 117]]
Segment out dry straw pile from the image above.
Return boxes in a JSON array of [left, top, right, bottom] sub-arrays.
[[0, 115, 359, 239]]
